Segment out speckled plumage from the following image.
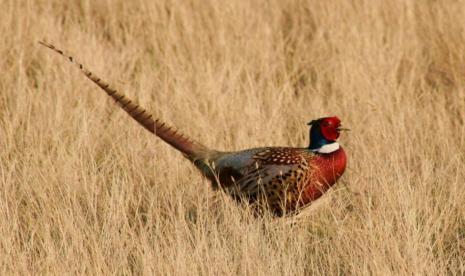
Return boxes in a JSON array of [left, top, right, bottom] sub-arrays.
[[40, 41, 347, 216], [200, 147, 346, 215]]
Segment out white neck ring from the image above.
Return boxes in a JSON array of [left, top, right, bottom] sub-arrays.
[[311, 142, 340, 154]]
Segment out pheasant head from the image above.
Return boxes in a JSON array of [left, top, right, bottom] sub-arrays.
[[308, 116, 349, 153]]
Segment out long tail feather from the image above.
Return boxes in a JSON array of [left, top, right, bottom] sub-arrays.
[[39, 41, 209, 157]]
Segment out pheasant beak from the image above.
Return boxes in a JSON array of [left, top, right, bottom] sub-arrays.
[[337, 127, 350, 132]]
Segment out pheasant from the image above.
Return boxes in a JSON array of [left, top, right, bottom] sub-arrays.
[[39, 41, 348, 216]]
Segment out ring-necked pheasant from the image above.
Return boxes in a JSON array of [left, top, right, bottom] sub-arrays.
[[39, 41, 348, 216]]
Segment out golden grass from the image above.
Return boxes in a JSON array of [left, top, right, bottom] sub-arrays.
[[1, 0, 464, 274]]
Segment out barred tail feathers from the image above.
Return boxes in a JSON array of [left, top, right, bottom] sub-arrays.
[[39, 41, 209, 157]]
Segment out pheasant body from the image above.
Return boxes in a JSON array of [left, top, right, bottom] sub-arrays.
[[200, 146, 346, 215], [40, 41, 348, 216]]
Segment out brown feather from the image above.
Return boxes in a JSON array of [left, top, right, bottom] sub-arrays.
[[39, 41, 210, 157]]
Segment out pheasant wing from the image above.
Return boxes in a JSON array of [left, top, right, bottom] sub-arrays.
[[221, 148, 313, 206]]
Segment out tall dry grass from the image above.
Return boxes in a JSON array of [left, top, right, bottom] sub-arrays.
[[0, 0, 464, 274]]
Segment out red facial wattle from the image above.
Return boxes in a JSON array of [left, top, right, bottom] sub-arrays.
[[320, 117, 341, 141]]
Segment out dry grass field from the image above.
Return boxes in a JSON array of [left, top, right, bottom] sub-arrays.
[[1, 0, 464, 274]]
